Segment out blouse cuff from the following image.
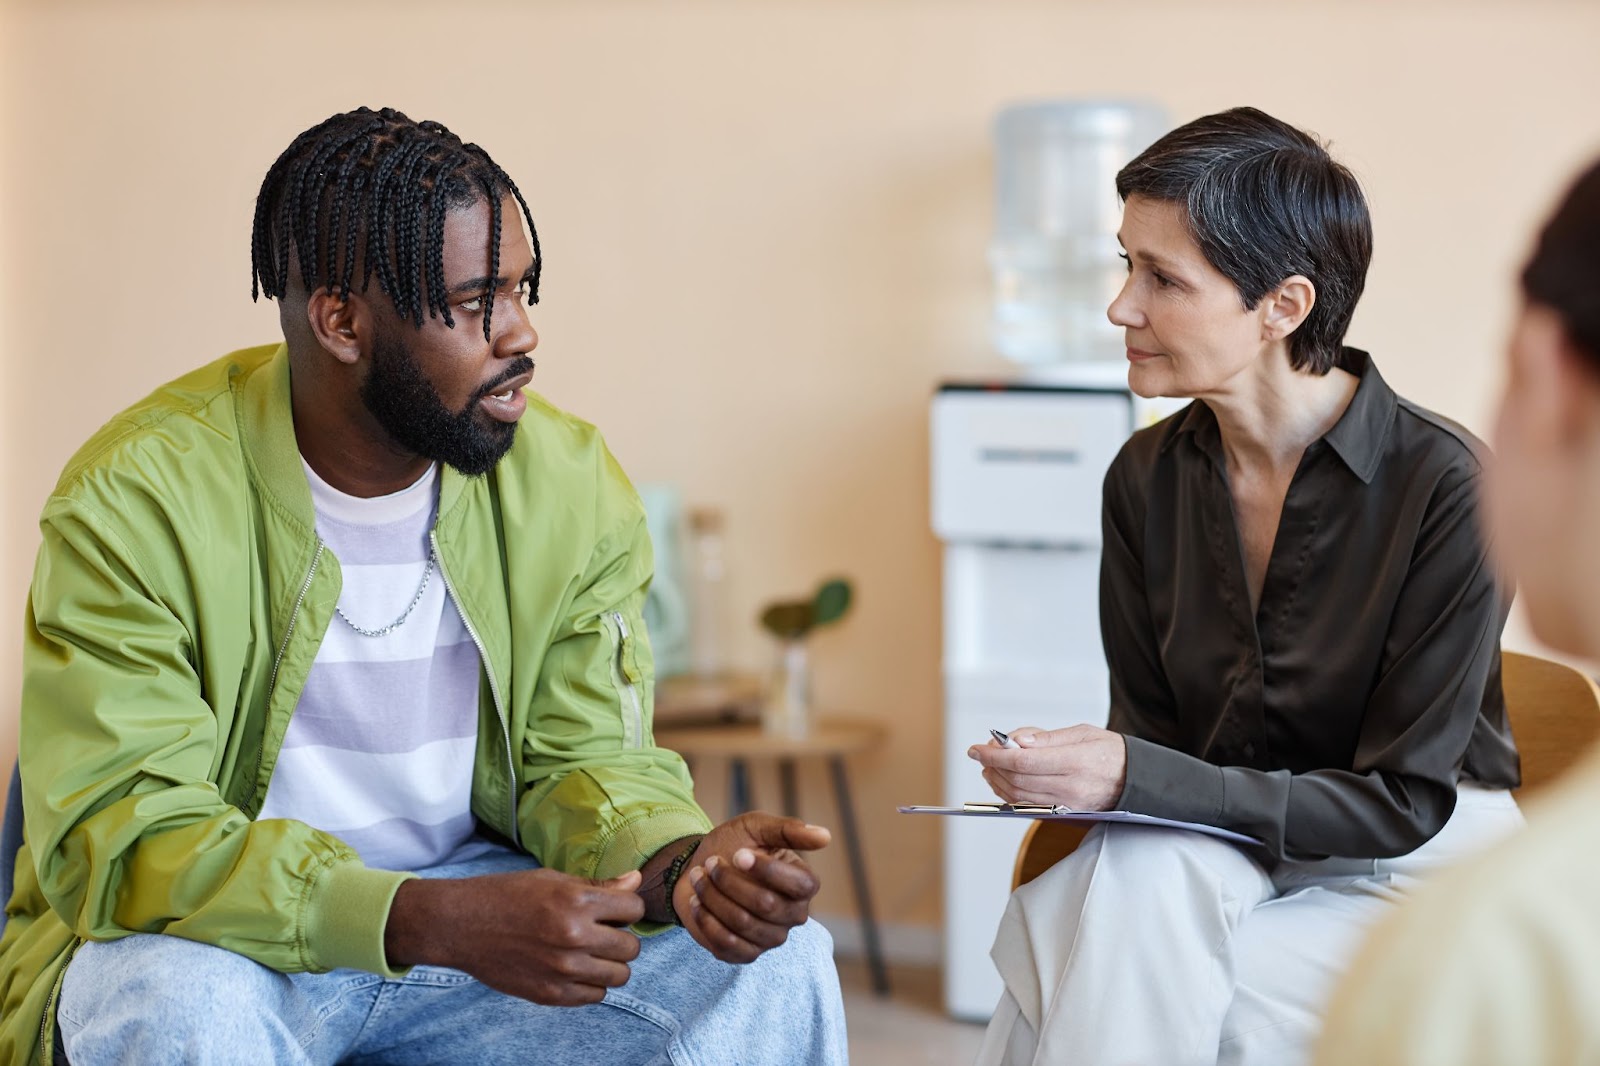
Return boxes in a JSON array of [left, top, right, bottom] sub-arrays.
[[1117, 735, 1226, 825]]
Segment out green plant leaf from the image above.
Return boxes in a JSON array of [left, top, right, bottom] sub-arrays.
[[811, 578, 853, 627], [760, 601, 815, 639]]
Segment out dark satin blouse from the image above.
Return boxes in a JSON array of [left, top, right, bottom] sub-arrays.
[[1103, 349, 1520, 862]]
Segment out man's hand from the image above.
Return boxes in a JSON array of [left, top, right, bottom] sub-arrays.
[[672, 813, 831, 964], [384, 868, 646, 1006], [968, 724, 1128, 811]]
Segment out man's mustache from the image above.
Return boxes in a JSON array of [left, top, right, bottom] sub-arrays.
[[475, 356, 536, 400]]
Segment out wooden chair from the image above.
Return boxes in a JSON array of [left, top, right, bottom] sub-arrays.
[[1010, 650, 1600, 890]]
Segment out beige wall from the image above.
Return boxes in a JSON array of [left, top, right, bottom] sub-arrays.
[[3, 0, 1598, 941]]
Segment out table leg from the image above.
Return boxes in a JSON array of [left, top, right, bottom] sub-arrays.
[[778, 758, 799, 819], [829, 754, 890, 997], [729, 758, 751, 818]]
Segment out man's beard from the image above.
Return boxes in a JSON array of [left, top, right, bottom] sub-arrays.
[[360, 326, 532, 477]]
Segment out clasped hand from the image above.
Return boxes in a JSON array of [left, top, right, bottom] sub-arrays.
[[967, 724, 1129, 811], [383, 812, 829, 1008], [673, 812, 831, 965]]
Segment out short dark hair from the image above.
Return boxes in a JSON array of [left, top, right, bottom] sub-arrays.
[[1116, 107, 1373, 375], [251, 106, 541, 341], [1522, 157, 1600, 372]]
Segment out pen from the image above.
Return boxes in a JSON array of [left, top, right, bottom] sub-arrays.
[[989, 728, 1020, 749]]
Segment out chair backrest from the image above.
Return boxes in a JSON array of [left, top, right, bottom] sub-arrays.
[[1501, 650, 1600, 795], [1012, 651, 1600, 890], [0, 761, 21, 937], [1011, 820, 1088, 891]]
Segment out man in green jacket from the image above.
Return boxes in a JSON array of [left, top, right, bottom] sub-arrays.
[[0, 107, 848, 1064]]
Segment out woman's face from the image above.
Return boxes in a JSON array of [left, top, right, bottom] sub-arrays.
[[1107, 195, 1282, 400], [1488, 302, 1600, 657]]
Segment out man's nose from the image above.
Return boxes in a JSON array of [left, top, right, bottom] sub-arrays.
[[496, 297, 538, 358]]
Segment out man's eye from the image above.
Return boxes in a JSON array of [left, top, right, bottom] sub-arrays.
[[1154, 273, 1175, 289], [1117, 252, 1131, 273], [460, 296, 486, 313]]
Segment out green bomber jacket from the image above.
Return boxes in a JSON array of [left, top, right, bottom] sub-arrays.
[[0, 343, 711, 1063]]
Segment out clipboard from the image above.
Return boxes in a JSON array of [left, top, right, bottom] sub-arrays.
[[897, 803, 1261, 847]]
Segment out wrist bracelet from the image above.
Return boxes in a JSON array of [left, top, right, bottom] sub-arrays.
[[661, 837, 703, 927]]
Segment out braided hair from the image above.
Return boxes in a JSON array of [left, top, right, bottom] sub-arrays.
[[251, 107, 541, 341]]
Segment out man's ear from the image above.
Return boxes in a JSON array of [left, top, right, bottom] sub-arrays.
[[305, 287, 367, 366], [1260, 275, 1317, 344]]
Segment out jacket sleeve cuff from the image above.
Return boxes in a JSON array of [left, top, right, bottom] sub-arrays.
[[303, 860, 417, 977], [589, 806, 714, 938], [1117, 735, 1225, 826], [592, 806, 714, 880]]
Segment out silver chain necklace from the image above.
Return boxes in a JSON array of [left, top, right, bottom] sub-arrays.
[[336, 546, 438, 638]]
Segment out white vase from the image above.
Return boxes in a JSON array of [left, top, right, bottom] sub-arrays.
[[763, 639, 811, 739]]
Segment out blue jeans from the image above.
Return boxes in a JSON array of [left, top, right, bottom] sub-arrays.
[[55, 844, 849, 1065]]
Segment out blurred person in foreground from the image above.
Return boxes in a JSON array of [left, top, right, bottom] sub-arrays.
[[970, 107, 1525, 1066], [0, 106, 847, 1065], [1315, 157, 1600, 1066]]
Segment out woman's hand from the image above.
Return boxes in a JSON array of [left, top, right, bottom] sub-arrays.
[[967, 725, 1129, 811]]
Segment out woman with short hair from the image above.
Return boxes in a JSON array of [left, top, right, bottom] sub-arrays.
[[972, 107, 1523, 1066]]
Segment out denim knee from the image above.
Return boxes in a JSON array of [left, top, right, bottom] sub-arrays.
[[777, 917, 836, 976], [59, 933, 301, 1048], [749, 919, 847, 1062]]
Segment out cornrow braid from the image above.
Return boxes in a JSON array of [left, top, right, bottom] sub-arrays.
[[295, 131, 353, 289], [252, 110, 351, 301], [465, 141, 543, 306], [331, 146, 369, 303], [425, 161, 455, 329], [250, 107, 542, 341], [378, 136, 437, 325], [479, 172, 503, 339], [360, 130, 422, 317]]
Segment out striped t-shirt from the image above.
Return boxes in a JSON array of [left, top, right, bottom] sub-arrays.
[[257, 460, 488, 872]]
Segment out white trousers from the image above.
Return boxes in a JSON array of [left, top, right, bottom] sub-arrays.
[[975, 785, 1524, 1066]]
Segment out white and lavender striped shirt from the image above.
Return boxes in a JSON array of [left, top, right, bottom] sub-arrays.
[[257, 460, 489, 872]]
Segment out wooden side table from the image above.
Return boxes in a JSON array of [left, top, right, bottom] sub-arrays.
[[654, 718, 890, 996], [654, 673, 764, 727]]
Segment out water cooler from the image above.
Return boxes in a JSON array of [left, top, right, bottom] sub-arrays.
[[931, 100, 1174, 1020]]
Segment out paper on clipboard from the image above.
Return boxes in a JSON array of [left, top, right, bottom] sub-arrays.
[[897, 803, 1261, 847]]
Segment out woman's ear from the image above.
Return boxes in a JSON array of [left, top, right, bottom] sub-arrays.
[[305, 288, 367, 367], [1260, 275, 1317, 344]]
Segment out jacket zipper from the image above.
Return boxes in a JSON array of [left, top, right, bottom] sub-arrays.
[[610, 612, 644, 749], [247, 541, 325, 816], [39, 940, 78, 1060], [432, 532, 519, 847]]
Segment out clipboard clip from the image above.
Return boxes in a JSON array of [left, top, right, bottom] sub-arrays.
[[961, 801, 1068, 814]]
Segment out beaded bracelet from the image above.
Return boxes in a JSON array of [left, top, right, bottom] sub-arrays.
[[661, 837, 704, 926]]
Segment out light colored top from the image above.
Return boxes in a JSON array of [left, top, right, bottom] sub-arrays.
[[259, 460, 486, 871], [1315, 745, 1600, 1066]]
